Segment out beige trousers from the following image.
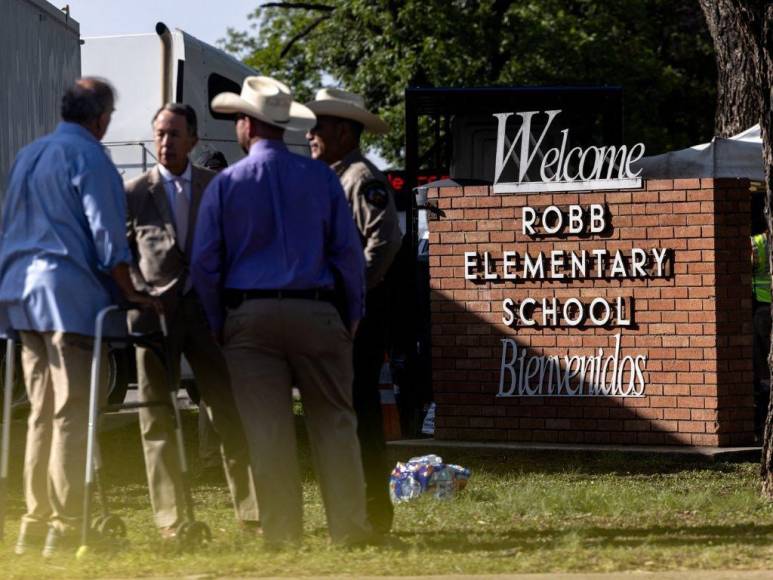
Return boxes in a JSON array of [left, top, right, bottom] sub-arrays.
[[223, 298, 371, 545], [19, 331, 107, 534], [136, 293, 258, 528]]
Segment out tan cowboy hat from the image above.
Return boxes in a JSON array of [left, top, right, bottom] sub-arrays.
[[306, 88, 389, 135], [211, 76, 316, 132]]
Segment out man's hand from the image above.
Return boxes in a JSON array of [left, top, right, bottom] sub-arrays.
[[125, 289, 164, 316], [349, 319, 360, 338], [110, 263, 163, 315]]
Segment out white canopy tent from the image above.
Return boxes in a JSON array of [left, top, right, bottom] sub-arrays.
[[633, 125, 764, 181]]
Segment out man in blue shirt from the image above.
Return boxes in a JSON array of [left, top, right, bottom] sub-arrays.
[[191, 76, 371, 547], [0, 78, 157, 556]]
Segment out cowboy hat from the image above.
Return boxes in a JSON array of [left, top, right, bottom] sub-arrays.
[[306, 88, 389, 135], [211, 76, 316, 132]]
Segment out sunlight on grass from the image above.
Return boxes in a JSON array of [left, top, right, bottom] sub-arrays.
[[1, 414, 773, 577]]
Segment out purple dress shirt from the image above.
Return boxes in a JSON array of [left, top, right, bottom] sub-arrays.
[[190, 139, 365, 333]]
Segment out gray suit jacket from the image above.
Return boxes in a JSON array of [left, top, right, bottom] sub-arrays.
[[125, 164, 215, 332]]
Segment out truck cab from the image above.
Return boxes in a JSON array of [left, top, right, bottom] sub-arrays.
[[81, 22, 309, 180]]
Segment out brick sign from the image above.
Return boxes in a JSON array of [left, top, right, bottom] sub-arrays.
[[428, 177, 754, 446], [463, 199, 675, 398]]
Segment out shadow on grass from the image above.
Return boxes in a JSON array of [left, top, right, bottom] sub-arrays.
[[404, 449, 751, 478], [393, 523, 773, 553]]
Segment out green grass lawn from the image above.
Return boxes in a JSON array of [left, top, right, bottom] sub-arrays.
[[2, 412, 773, 577]]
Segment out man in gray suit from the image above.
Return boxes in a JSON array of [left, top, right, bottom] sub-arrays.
[[124, 103, 259, 539]]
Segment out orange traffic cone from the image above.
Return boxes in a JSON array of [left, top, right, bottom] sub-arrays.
[[378, 353, 401, 441]]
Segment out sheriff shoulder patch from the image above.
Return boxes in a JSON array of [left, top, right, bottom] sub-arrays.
[[363, 182, 389, 209]]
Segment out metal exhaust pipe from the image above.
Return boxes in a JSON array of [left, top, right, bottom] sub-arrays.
[[156, 22, 172, 105]]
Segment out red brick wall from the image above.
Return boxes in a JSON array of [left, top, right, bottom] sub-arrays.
[[428, 178, 754, 446]]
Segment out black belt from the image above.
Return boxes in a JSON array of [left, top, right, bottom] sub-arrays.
[[224, 288, 336, 309]]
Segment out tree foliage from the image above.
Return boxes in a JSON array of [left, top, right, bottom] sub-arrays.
[[222, 0, 716, 166]]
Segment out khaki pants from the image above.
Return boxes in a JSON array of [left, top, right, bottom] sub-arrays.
[[19, 331, 107, 534], [223, 298, 371, 545], [136, 293, 258, 528]]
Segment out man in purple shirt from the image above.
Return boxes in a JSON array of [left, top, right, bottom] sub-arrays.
[[191, 76, 371, 547]]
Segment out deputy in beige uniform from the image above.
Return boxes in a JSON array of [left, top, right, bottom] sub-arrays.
[[307, 89, 403, 533]]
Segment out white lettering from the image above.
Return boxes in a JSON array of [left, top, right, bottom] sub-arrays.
[[563, 298, 585, 327], [483, 251, 498, 280], [519, 298, 536, 327], [562, 146, 583, 181], [550, 250, 565, 279], [464, 252, 478, 280], [498, 333, 647, 397], [579, 146, 600, 180], [568, 205, 583, 234], [502, 251, 518, 279], [498, 339, 518, 396], [592, 249, 606, 277], [631, 248, 647, 277], [542, 205, 563, 235], [542, 297, 559, 326], [625, 143, 646, 178], [491, 110, 645, 193], [598, 145, 628, 179], [502, 298, 515, 326], [617, 296, 632, 326], [522, 206, 537, 235], [523, 357, 541, 395], [652, 247, 668, 277], [571, 250, 587, 278], [589, 204, 605, 233], [610, 250, 627, 277], [493, 110, 561, 183], [589, 297, 611, 326], [523, 252, 545, 278], [540, 146, 561, 182]]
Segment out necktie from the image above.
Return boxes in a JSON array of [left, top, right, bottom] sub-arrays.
[[173, 177, 194, 294], [173, 177, 189, 251]]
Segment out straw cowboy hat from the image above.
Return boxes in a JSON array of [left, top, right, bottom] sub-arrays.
[[210, 76, 316, 132], [306, 88, 389, 135]]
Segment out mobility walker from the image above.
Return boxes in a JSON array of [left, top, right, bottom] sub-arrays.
[[0, 305, 211, 555], [0, 333, 17, 542]]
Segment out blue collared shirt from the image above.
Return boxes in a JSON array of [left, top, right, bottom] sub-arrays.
[[191, 139, 365, 333], [0, 122, 132, 337]]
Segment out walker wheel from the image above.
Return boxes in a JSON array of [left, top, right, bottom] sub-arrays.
[[91, 515, 105, 530], [96, 514, 127, 539], [177, 520, 211, 549]]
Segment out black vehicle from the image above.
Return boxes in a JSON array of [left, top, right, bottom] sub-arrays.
[[0, 339, 133, 416]]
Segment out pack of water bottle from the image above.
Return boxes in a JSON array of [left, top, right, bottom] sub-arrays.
[[389, 454, 471, 504]]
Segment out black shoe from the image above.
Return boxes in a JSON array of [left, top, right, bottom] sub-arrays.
[[41, 526, 79, 558], [14, 521, 48, 555], [238, 519, 263, 537], [367, 503, 394, 536]]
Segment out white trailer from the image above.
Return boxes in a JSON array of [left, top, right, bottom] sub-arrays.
[[0, 0, 81, 203], [82, 22, 309, 180]]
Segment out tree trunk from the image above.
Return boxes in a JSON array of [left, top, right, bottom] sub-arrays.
[[731, 0, 773, 497], [698, 0, 764, 137]]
